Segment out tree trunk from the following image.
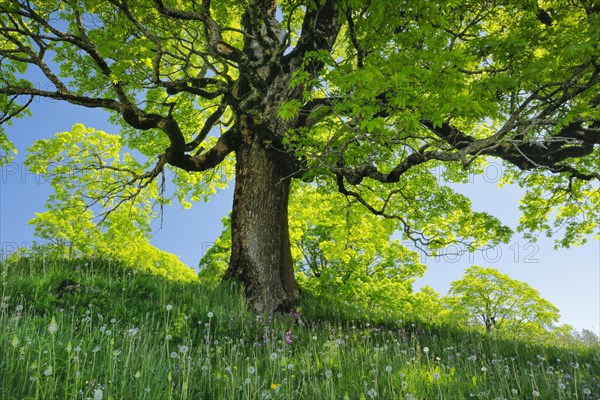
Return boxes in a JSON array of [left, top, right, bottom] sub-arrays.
[[224, 138, 300, 312]]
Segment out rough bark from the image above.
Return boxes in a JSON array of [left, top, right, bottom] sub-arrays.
[[225, 137, 300, 312]]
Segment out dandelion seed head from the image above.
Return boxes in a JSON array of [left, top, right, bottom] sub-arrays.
[[93, 388, 103, 400], [583, 388, 591, 395]]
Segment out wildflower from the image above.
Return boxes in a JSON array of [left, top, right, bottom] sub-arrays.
[[93, 388, 103, 400], [401, 381, 408, 389], [110, 318, 116, 324], [481, 367, 487, 372], [207, 311, 214, 318], [433, 372, 441, 381], [532, 390, 540, 397], [134, 371, 141, 379], [126, 328, 139, 337], [367, 388, 378, 398], [423, 347, 429, 354], [178, 345, 189, 354], [285, 330, 293, 344], [113, 349, 121, 356], [270, 383, 279, 390], [166, 304, 172, 311], [92, 346, 101, 353], [269, 352, 277, 361], [165, 335, 172, 341], [43, 366, 53, 376], [245, 378, 251, 385], [583, 387, 591, 395], [288, 363, 295, 370], [170, 352, 178, 358], [558, 383, 566, 390], [511, 389, 518, 395], [385, 365, 392, 373], [16, 304, 23, 312], [48, 317, 58, 334], [325, 370, 332, 379]]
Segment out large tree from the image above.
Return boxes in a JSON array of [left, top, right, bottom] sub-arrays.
[[1, 0, 599, 311]]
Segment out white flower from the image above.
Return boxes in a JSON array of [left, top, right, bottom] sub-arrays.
[[93, 388, 103, 400], [269, 352, 277, 361], [245, 378, 251, 385], [207, 312, 214, 318], [166, 304, 172, 311], [511, 389, 518, 395], [170, 352, 178, 358], [92, 346, 101, 353], [16, 304, 23, 312], [423, 347, 429, 354], [558, 383, 566, 390], [532, 390, 540, 397], [248, 366, 256, 374], [48, 317, 58, 335], [287, 363, 295, 370], [481, 367, 487, 372], [325, 370, 332, 379], [385, 365, 392, 373], [367, 388, 378, 398], [178, 345, 189, 354], [401, 381, 408, 389], [134, 371, 142, 379], [583, 387, 591, 395], [433, 372, 441, 381], [43, 366, 53, 376], [110, 318, 116, 324]]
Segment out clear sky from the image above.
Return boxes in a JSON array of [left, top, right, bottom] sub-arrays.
[[1, 94, 598, 335]]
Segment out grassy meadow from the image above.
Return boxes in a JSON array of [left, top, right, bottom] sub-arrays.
[[1, 256, 599, 399]]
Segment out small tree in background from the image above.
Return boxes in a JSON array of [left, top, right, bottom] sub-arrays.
[[448, 265, 560, 335]]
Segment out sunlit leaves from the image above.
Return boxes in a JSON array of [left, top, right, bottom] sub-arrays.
[[24, 123, 197, 282], [448, 265, 560, 336]]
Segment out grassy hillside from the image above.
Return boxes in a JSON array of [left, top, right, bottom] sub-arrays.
[[1, 256, 598, 399]]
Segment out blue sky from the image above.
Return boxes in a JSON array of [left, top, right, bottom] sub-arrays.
[[0, 95, 598, 335]]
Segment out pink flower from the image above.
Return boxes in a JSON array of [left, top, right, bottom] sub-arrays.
[[285, 330, 293, 344]]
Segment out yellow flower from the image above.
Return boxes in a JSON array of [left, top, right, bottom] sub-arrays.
[[270, 383, 279, 390]]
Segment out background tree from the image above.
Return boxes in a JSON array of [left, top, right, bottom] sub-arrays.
[[447, 265, 560, 335], [26, 124, 197, 282], [1, 0, 599, 310]]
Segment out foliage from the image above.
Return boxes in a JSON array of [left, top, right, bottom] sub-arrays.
[[25, 124, 197, 282], [1, 255, 599, 400], [447, 265, 560, 336], [1, 0, 599, 310]]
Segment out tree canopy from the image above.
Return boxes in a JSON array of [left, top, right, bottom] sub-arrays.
[[1, 0, 598, 310], [447, 265, 560, 335]]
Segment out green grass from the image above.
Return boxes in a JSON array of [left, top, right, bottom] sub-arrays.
[[1, 256, 598, 399]]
